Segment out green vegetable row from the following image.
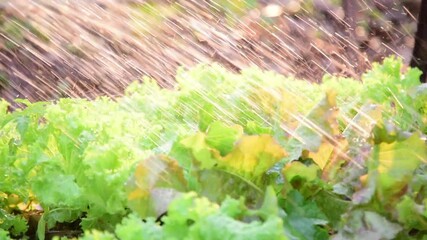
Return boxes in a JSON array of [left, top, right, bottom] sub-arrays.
[[0, 57, 426, 239]]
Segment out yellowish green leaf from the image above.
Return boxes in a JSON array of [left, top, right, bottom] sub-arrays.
[[282, 161, 320, 183], [205, 121, 243, 156], [218, 134, 286, 177], [287, 91, 340, 163], [368, 133, 427, 200], [181, 132, 219, 169], [308, 142, 335, 170]]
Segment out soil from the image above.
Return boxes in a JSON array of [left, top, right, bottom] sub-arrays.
[[0, 0, 420, 103]]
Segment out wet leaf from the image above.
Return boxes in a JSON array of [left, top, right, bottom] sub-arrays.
[[37, 214, 46, 240], [115, 214, 163, 240], [32, 173, 81, 206], [282, 161, 320, 183], [280, 190, 329, 240], [343, 103, 383, 140], [126, 155, 187, 218], [333, 210, 402, 240], [287, 92, 340, 169], [314, 190, 350, 228], [219, 134, 286, 177], [396, 196, 427, 230], [180, 133, 219, 169], [205, 121, 243, 156], [308, 141, 335, 170], [198, 169, 263, 206], [367, 133, 427, 200], [257, 186, 280, 219]]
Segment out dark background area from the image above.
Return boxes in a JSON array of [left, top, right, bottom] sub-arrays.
[[0, 0, 422, 103]]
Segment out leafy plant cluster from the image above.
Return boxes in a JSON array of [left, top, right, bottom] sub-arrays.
[[0, 57, 426, 239]]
